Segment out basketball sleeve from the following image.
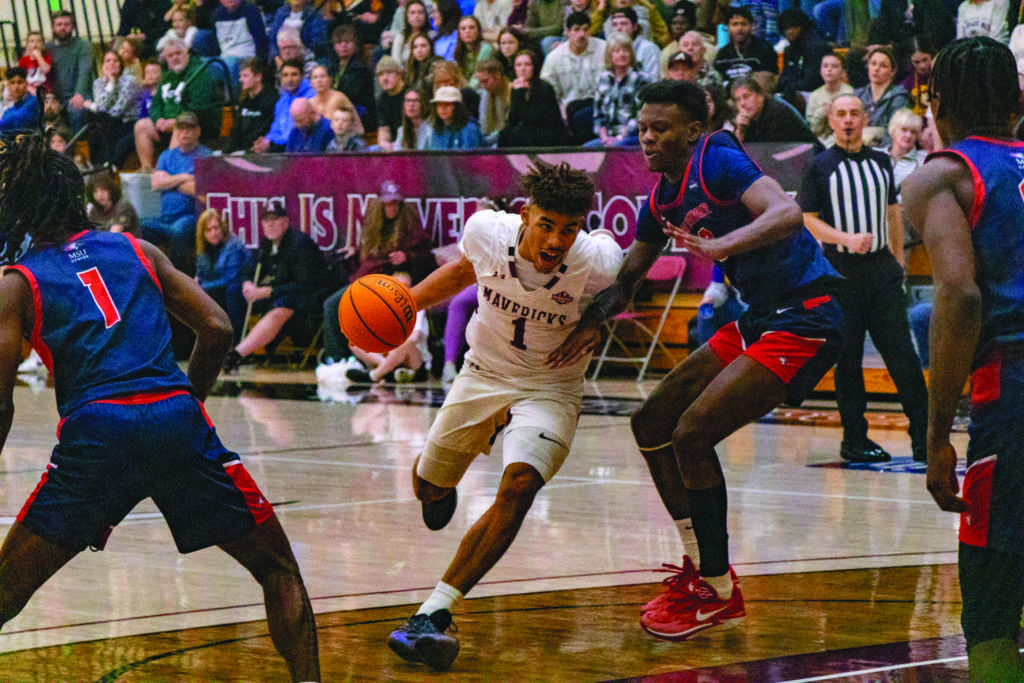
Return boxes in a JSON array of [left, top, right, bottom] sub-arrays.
[[459, 210, 508, 274], [582, 229, 625, 296]]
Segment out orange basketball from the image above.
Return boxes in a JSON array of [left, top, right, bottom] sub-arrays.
[[338, 275, 416, 353]]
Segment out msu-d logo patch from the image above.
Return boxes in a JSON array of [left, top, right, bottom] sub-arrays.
[[551, 291, 573, 304]]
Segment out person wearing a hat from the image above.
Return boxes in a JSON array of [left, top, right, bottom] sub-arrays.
[[317, 180, 436, 375], [375, 56, 408, 151], [224, 202, 329, 372], [427, 85, 484, 150], [665, 50, 699, 83], [141, 111, 211, 273]]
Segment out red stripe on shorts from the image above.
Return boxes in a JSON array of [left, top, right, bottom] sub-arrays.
[[971, 355, 1001, 407], [17, 464, 54, 524], [746, 331, 826, 383], [224, 462, 274, 525], [803, 295, 831, 309], [959, 456, 995, 547]]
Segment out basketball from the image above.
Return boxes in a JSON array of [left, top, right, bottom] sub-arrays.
[[338, 275, 416, 352]]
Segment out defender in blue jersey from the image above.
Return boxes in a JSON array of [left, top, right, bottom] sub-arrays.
[[0, 135, 320, 681], [903, 37, 1024, 681], [550, 80, 844, 641]]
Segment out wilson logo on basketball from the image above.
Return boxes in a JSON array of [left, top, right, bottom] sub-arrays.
[[551, 291, 574, 304], [376, 277, 416, 324]]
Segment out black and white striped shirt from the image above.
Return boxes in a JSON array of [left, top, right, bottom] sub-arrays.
[[798, 145, 898, 254]]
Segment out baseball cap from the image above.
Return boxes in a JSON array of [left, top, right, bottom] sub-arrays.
[[375, 56, 403, 75], [431, 86, 462, 104], [668, 51, 694, 67], [174, 111, 200, 128], [379, 180, 403, 202], [260, 203, 288, 219]]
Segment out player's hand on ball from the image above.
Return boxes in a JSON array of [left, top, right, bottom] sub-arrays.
[[926, 442, 967, 513]]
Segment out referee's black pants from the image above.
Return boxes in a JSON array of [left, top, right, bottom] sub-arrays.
[[825, 248, 928, 450]]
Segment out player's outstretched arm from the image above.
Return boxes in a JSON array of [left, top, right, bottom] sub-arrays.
[[0, 272, 32, 454], [139, 240, 234, 402], [409, 254, 478, 312], [903, 157, 978, 514], [547, 238, 662, 369]]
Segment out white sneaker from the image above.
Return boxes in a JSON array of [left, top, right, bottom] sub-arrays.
[[18, 351, 45, 375], [315, 362, 350, 384], [441, 362, 457, 386]]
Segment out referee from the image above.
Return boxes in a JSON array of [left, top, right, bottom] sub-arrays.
[[799, 93, 928, 463]]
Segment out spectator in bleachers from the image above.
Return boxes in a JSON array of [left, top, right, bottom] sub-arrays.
[[883, 108, 924, 201], [591, 0, 670, 48], [738, 0, 783, 45], [254, 57, 314, 152], [134, 37, 223, 170], [273, 26, 318, 78], [44, 125, 75, 156], [432, 0, 463, 60], [872, 0, 956, 53], [318, 180, 435, 370], [672, 30, 721, 88], [609, 6, 661, 81], [805, 52, 852, 141], [330, 25, 378, 131], [454, 16, 494, 86], [46, 11, 96, 131], [728, 75, 816, 143], [269, 0, 330, 63], [156, 5, 199, 53], [664, 1, 695, 42], [495, 26, 528, 77], [428, 85, 485, 148], [375, 57, 408, 150], [342, 0, 399, 48], [326, 106, 369, 150], [83, 50, 144, 168], [902, 36, 934, 118], [0, 68, 39, 133], [117, 0, 172, 57], [284, 97, 333, 151], [957, 0, 1010, 42], [476, 0, 514, 42], [115, 37, 144, 81], [585, 32, 648, 147], [664, 49, 698, 81], [854, 46, 911, 147], [513, 0, 568, 52], [195, 207, 249, 341], [142, 111, 212, 272], [405, 34, 441, 91], [18, 31, 54, 97], [775, 8, 827, 107], [430, 60, 481, 119], [309, 63, 364, 132], [392, 0, 431, 63], [138, 60, 164, 119], [41, 91, 65, 130], [703, 81, 732, 132], [713, 6, 777, 89], [540, 12, 605, 143], [213, 0, 271, 84], [226, 57, 277, 152], [224, 203, 329, 373], [475, 58, 511, 145], [394, 88, 434, 149], [87, 171, 142, 236], [498, 49, 567, 146]]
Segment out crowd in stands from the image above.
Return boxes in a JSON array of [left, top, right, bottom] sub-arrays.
[[5, 0, 1022, 381]]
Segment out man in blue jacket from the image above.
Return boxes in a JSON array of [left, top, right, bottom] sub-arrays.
[[253, 58, 314, 152]]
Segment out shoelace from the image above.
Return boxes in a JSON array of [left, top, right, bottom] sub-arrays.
[[405, 613, 458, 635], [653, 562, 698, 594]]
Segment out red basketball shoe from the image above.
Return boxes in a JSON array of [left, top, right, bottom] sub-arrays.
[[640, 577, 745, 641], [640, 556, 699, 615]]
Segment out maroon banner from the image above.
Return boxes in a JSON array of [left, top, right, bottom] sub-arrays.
[[196, 143, 815, 289]]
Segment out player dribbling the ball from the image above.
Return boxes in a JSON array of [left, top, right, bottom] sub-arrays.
[[386, 162, 623, 671]]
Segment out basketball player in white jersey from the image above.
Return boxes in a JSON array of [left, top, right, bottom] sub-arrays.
[[386, 162, 623, 671]]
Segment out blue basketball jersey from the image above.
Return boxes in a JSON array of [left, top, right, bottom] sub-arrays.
[[929, 137, 1024, 359], [635, 130, 841, 310], [10, 230, 191, 417]]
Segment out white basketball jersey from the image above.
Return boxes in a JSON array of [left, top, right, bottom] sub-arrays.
[[461, 210, 623, 388]]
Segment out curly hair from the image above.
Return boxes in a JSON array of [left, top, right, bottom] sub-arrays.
[[521, 162, 594, 216], [931, 36, 1019, 139], [0, 133, 90, 264]]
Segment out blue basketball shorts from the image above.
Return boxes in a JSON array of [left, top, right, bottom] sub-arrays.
[[707, 293, 843, 407], [17, 391, 274, 554]]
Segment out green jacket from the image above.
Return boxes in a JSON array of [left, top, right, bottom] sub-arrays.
[[149, 56, 223, 138]]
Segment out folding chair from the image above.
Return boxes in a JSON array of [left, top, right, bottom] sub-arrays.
[[590, 255, 687, 382]]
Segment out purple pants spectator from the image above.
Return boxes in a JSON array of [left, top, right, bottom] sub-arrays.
[[444, 285, 477, 366]]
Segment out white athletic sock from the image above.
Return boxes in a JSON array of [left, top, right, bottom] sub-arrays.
[[675, 519, 700, 567], [416, 581, 464, 616], [704, 572, 733, 600]]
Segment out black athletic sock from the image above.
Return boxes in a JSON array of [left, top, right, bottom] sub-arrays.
[[686, 483, 729, 578]]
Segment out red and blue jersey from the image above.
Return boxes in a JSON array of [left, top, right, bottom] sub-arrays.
[[9, 230, 191, 418], [635, 130, 841, 310], [928, 137, 1024, 362]]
